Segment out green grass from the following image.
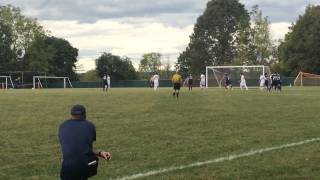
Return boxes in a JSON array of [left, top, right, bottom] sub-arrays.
[[1, 87, 320, 179]]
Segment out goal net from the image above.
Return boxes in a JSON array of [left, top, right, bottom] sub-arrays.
[[294, 72, 320, 86], [0, 76, 14, 89], [206, 65, 270, 88], [33, 76, 73, 89]]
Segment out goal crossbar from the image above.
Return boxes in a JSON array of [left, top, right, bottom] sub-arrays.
[[206, 65, 266, 69], [33, 76, 73, 89]]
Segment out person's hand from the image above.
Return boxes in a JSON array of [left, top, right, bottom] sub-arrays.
[[99, 151, 111, 160]]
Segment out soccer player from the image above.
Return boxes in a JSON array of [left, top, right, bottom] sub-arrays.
[[188, 74, 193, 91], [149, 76, 154, 88], [102, 74, 108, 92], [259, 74, 266, 91], [152, 73, 160, 91], [224, 73, 232, 89], [270, 72, 276, 90], [107, 75, 111, 89], [276, 73, 282, 92], [264, 73, 270, 91], [183, 77, 189, 87], [172, 71, 182, 98], [200, 73, 206, 90], [270, 72, 281, 91], [240, 73, 248, 91]]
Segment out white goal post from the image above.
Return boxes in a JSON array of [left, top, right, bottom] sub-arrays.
[[206, 65, 270, 88], [0, 76, 14, 89], [33, 76, 73, 89]]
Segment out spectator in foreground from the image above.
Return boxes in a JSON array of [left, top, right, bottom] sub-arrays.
[[59, 105, 111, 180]]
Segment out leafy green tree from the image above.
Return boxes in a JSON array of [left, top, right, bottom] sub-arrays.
[[278, 5, 320, 76], [162, 58, 172, 79], [24, 36, 79, 79], [46, 37, 79, 79], [80, 70, 100, 82], [23, 35, 54, 73], [138, 53, 162, 73], [250, 5, 275, 65], [177, 0, 251, 75], [0, 18, 15, 70], [233, 26, 256, 65], [0, 5, 46, 70], [96, 53, 137, 80]]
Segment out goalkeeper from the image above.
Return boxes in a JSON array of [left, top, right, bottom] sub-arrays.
[[172, 71, 182, 98]]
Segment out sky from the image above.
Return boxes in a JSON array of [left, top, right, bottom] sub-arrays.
[[1, 0, 319, 72]]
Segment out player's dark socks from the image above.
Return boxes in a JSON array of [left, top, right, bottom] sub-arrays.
[[177, 92, 179, 98], [173, 92, 175, 96]]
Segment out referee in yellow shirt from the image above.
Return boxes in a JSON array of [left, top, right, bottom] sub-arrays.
[[172, 70, 182, 98]]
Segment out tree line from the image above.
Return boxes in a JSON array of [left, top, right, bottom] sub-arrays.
[[0, 5, 78, 80], [177, 0, 320, 77], [1, 1, 320, 82]]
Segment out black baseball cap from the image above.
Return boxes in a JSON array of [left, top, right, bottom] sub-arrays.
[[70, 104, 86, 115]]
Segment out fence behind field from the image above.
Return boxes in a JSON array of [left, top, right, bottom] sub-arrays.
[[69, 77, 295, 88], [0, 76, 295, 88]]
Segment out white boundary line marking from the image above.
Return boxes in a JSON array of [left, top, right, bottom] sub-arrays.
[[113, 138, 320, 180]]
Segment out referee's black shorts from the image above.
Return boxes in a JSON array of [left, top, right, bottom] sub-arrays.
[[173, 83, 181, 90]]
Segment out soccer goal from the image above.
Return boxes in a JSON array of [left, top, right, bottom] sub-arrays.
[[206, 65, 270, 88], [294, 72, 320, 86], [0, 76, 14, 89], [33, 76, 73, 89]]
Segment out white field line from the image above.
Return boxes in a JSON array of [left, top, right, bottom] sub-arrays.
[[114, 138, 320, 180]]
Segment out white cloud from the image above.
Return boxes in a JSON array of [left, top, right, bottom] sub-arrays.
[[40, 19, 194, 71], [4, 0, 317, 72], [270, 22, 291, 40], [41, 19, 293, 72]]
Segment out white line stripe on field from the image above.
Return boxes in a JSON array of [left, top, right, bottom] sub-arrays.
[[113, 138, 320, 180]]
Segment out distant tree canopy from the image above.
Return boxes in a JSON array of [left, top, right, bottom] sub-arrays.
[[96, 53, 137, 80], [0, 5, 79, 80], [0, 5, 46, 70], [138, 53, 162, 73], [176, 1, 278, 77], [177, 0, 251, 76], [24, 35, 79, 79], [278, 5, 320, 76], [80, 70, 100, 82], [250, 5, 275, 65]]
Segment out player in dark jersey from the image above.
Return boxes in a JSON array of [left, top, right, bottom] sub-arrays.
[[264, 73, 270, 91], [188, 74, 193, 91], [224, 73, 232, 89], [270, 72, 277, 91], [276, 73, 282, 91], [271, 72, 281, 92], [102, 74, 108, 92]]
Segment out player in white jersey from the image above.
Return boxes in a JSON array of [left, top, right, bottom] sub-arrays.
[[240, 73, 248, 91], [107, 75, 111, 89], [152, 73, 159, 91], [259, 74, 266, 90], [200, 74, 206, 90]]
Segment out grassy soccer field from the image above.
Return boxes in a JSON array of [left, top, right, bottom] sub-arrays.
[[1, 87, 320, 180]]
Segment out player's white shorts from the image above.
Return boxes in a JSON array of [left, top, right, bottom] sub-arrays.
[[240, 82, 247, 87], [200, 80, 206, 87], [260, 81, 265, 87], [154, 81, 159, 87]]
